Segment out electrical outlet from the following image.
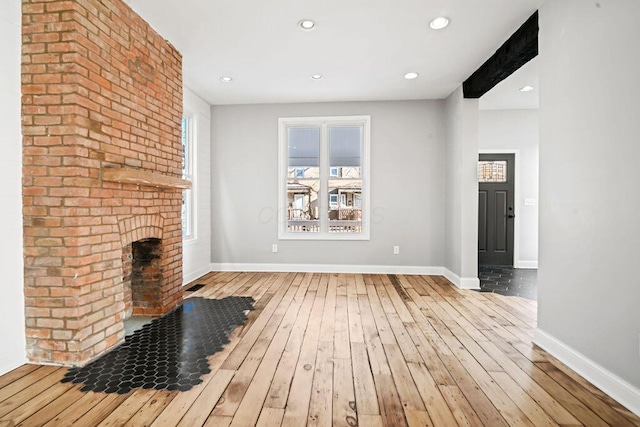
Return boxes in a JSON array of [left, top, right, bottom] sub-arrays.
[[272, 244, 278, 253], [393, 246, 400, 255]]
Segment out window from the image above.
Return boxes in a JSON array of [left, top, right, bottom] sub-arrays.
[[329, 194, 339, 209], [478, 160, 507, 183], [278, 115, 370, 240], [182, 114, 195, 239]]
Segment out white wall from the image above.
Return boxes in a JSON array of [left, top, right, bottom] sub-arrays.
[[537, 0, 640, 413], [210, 100, 446, 271], [182, 87, 212, 284], [479, 109, 539, 267], [0, 0, 26, 374], [444, 87, 480, 288]]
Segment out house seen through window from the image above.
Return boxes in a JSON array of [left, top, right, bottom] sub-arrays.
[[278, 115, 370, 240]]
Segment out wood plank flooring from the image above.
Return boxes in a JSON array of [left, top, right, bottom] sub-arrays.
[[1, 272, 639, 426]]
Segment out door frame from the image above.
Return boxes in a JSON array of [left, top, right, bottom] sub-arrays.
[[479, 149, 521, 268]]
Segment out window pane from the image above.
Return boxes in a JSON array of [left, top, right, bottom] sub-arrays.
[[182, 116, 188, 176], [328, 127, 362, 233], [330, 126, 361, 171], [182, 115, 194, 239], [182, 189, 192, 237], [478, 161, 507, 183], [328, 179, 362, 233], [288, 127, 320, 167], [287, 179, 319, 233], [287, 127, 320, 233]]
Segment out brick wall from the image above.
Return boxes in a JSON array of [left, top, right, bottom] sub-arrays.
[[22, 0, 184, 366]]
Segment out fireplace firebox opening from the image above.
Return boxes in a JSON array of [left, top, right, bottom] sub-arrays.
[[122, 238, 164, 322]]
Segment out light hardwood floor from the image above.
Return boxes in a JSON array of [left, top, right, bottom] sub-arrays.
[[1, 272, 639, 426]]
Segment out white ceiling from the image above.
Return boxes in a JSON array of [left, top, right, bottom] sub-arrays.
[[124, 0, 542, 106], [479, 56, 539, 110]]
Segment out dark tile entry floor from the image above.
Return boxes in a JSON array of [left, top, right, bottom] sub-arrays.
[[478, 266, 537, 300], [62, 296, 255, 394]]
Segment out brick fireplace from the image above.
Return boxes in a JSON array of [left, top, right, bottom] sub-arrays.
[[22, 0, 185, 366]]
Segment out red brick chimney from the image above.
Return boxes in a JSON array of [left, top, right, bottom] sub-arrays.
[[22, 0, 185, 366]]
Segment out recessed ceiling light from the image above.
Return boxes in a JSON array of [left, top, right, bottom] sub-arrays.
[[519, 85, 535, 92], [404, 72, 419, 80], [429, 17, 450, 30], [299, 19, 315, 30], [220, 76, 233, 83], [311, 74, 323, 80]]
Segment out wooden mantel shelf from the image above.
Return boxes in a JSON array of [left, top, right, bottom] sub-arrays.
[[102, 167, 192, 190]]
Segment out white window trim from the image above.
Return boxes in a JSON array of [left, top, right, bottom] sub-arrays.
[[182, 111, 197, 242], [278, 115, 371, 241]]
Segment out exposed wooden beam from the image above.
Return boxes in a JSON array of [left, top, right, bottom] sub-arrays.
[[463, 11, 538, 99]]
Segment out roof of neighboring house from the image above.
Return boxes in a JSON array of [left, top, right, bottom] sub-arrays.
[[328, 182, 362, 193], [286, 182, 312, 193]]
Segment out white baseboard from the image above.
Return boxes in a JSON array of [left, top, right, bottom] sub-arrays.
[[198, 263, 480, 289], [535, 328, 640, 417], [516, 260, 538, 269], [0, 359, 27, 378], [209, 263, 443, 275], [182, 265, 214, 286], [443, 268, 481, 290]]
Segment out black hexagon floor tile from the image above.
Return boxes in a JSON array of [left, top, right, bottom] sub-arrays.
[[477, 266, 537, 300], [62, 296, 254, 394]]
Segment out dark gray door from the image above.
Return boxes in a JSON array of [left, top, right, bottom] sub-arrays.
[[478, 153, 515, 266]]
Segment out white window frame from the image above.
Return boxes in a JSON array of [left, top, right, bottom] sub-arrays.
[[278, 115, 371, 240], [182, 112, 196, 241]]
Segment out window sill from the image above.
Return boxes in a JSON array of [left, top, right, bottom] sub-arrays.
[[278, 232, 370, 241]]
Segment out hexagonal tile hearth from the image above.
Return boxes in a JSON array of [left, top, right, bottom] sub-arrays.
[[62, 296, 255, 394]]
